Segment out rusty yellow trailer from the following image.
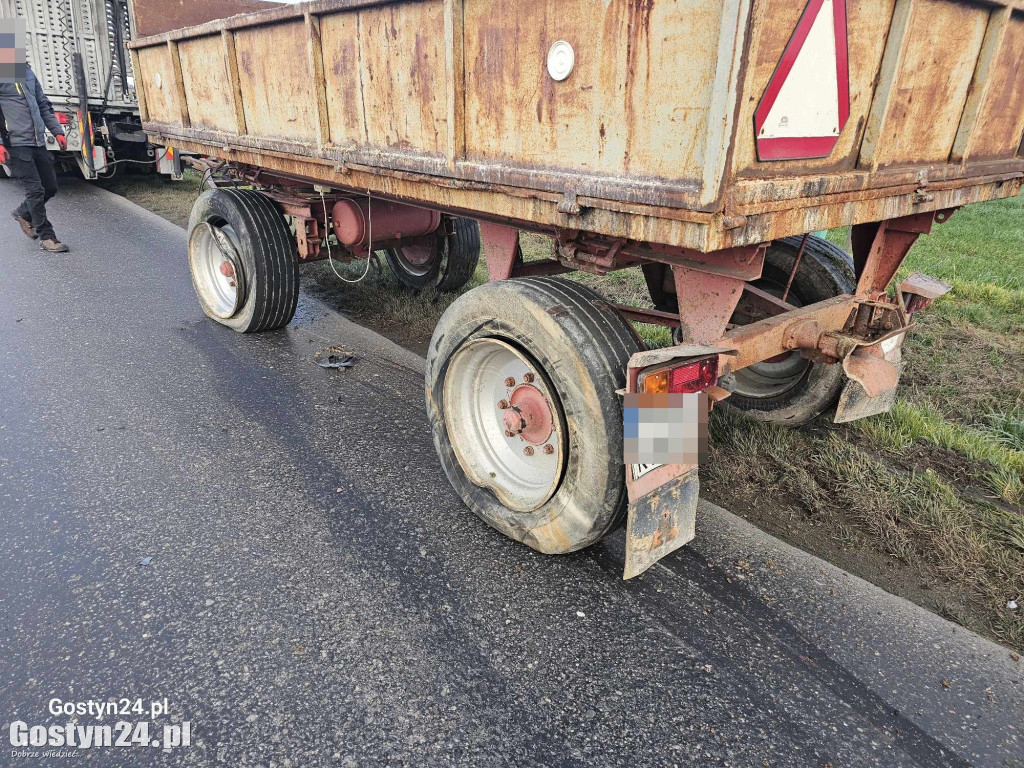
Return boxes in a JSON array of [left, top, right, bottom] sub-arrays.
[[129, 0, 1022, 249], [128, 0, 1023, 577]]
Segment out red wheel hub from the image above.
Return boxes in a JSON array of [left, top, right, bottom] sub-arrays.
[[400, 243, 436, 266], [501, 384, 554, 445]]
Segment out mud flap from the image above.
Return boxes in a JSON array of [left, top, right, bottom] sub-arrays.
[[834, 333, 904, 424], [623, 464, 699, 579]]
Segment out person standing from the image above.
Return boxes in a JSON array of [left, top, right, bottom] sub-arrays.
[[0, 63, 70, 252]]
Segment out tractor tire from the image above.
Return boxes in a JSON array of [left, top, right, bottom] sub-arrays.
[[426, 277, 644, 554], [723, 235, 856, 425], [386, 216, 480, 292], [188, 189, 299, 333]]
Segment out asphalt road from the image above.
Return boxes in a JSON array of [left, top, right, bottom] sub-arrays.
[[1, 179, 1021, 768]]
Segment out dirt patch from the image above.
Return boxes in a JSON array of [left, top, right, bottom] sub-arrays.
[[703, 410, 1024, 651], [702, 470, 976, 625]]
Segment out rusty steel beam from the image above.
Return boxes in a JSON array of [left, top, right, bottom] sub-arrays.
[[718, 295, 858, 374], [614, 305, 681, 329], [479, 222, 521, 282], [851, 210, 956, 297], [739, 283, 797, 319], [620, 241, 767, 281]]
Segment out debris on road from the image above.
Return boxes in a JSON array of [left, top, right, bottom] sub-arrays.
[[138, 556, 153, 566], [315, 346, 356, 369]]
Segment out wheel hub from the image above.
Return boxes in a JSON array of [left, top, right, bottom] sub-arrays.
[[501, 384, 554, 444], [189, 221, 246, 319], [443, 338, 565, 512]]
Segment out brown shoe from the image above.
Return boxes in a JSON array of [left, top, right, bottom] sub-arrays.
[[11, 211, 37, 239], [39, 238, 70, 253]]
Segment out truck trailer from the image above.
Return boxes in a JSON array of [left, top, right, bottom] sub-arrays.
[[0, 0, 281, 178], [125, 0, 1024, 577], [0, 0, 168, 178]]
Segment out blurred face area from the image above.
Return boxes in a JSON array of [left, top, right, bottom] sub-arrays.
[[1, 19, 27, 83]]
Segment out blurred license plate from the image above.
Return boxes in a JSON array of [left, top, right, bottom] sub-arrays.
[[623, 392, 708, 467]]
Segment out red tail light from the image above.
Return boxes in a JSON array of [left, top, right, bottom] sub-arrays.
[[640, 356, 719, 395]]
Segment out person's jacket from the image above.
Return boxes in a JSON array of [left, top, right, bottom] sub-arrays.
[[0, 65, 65, 148]]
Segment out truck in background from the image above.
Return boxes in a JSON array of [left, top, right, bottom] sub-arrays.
[[0, 0, 184, 179], [1, 0, 280, 179]]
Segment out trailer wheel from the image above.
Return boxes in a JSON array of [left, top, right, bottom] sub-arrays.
[[188, 189, 299, 333], [426, 277, 643, 554], [386, 217, 480, 292], [724, 235, 855, 425]]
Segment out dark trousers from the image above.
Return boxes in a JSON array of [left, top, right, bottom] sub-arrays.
[[9, 145, 59, 241]]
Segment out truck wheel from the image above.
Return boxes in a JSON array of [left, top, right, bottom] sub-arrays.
[[386, 217, 480, 292], [724, 235, 856, 425], [426, 277, 643, 554], [188, 189, 299, 333]]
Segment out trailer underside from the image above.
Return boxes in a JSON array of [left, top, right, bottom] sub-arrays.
[[173, 157, 972, 576]]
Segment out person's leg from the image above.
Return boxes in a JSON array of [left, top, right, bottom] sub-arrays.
[[9, 146, 46, 231], [30, 147, 58, 242]]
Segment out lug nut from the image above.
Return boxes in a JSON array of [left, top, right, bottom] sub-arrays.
[[497, 399, 508, 409], [543, 444, 554, 455], [504, 377, 516, 387], [523, 373, 535, 383], [523, 446, 535, 457]]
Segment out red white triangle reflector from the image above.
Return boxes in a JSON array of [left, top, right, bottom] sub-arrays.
[[755, 0, 850, 161]]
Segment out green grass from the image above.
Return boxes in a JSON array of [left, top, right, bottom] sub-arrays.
[[829, 196, 1024, 335], [704, 409, 1024, 650], [902, 196, 1024, 289], [856, 400, 1024, 504], [97, 168, 203, 228]]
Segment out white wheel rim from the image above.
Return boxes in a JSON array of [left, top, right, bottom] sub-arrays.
[[189, 222, 244, 319], [443, 338, 565, 512]]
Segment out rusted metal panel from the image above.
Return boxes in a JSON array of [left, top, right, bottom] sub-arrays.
[[136, 44, 179, 125], [462, 0, 726, 186], [318, 1, 449, 156], [961, 11, 1024, 162], [733, 0, 897, 179], [128, 0, 1024, 252], [357, 1, 448, 157], [130, 0, 284, 38], [234, 21, 319, 142], [623, 469, 699, 580], [177, 35, 235, 133], [317, 11, 364, 148], [860, 0, 990, 169], [672, 266, 748, 345]]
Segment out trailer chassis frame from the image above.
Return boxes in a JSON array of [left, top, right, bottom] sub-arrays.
[[201, 161, 955, 577]]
